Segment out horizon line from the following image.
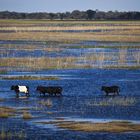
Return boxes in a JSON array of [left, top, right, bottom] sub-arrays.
[[0, 9, 140, 13]]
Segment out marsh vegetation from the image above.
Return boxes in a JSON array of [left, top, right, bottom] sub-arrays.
[[0, 20, 140, 139]]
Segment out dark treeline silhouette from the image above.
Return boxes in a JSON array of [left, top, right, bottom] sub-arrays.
[[0, 10, 140, 20]]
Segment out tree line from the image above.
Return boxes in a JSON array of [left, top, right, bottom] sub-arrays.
[[0, 10, 140, 20]]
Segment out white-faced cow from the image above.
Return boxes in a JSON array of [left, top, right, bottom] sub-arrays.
[[11, 85, 29, 98], [36, 86, 62, 96], [101, 86, 120, 96]]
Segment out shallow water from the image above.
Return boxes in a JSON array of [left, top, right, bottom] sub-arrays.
[[0, 38, 140, 139], [0, 69, 140, 139]]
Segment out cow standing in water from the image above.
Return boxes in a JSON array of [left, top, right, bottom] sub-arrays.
[[36, 86, 62, 96], [11, 85, 30, 98], [101, 86, 120, 96]]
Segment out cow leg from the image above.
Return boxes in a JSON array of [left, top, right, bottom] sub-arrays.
[[16, 92, 19, 98], [106, 92, 108, 96], [26, 93, 30, 97]]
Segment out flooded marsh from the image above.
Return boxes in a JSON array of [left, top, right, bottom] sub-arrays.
[[0, 20, 140, 140]]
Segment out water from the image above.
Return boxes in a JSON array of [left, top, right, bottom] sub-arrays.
[[0, 40, 140, 139]]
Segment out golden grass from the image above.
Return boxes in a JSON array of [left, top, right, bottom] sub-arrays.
[[0, 54, 139, 70], [0, 57, 87, 70], [0, 31, 140, 42], [0, 106, 16, 118], [0, 20, 140, 70], [22, 111, 33, 120], [0, 128, 26, 139], [1, 25, 140, 31], [38, 120, 140, 132], [56, 121, 140, 132], [0, 20, 140, 43], [0, 20, 140, 28], [2, 75, 59, 80]]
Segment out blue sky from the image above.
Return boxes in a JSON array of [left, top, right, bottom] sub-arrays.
[[0, 0, 140, 12]]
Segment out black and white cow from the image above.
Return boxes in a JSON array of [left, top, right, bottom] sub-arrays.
[[36, 86, 62, 96], [101, 86, 120, 96], [11, 85, 30, 98]]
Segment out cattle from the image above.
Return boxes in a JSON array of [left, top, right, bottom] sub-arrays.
[[11, 85, 30, 98], [101, 86, 120, 96], [36, 86, 63, 96]]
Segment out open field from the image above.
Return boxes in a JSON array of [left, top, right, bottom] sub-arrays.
[[0, 20, 140, 43]]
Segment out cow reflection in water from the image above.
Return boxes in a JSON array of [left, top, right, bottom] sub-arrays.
[[36, 86, 63, 96], [101, 86, 120, 96]]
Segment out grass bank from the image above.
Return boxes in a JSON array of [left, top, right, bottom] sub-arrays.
[[1, 75, 60, 80], [0, 106, 16, 118], [38, 120, 140, 133]]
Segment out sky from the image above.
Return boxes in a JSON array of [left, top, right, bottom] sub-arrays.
[[0, 0, 140, 12]]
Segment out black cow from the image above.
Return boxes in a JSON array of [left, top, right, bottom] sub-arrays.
[[11, 85, 30, 98], [36, 86, 63, 96], [101, 86, 120, 96]]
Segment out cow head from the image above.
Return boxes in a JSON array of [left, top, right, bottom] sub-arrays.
[[11, 85, 15, 90], [11, 85, 18, 90]]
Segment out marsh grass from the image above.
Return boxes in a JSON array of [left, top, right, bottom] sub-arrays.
[[38, 120, 140, 132], [0, 127, 26, 140], [0, 53, 139, 70], [39, 99, 53, 107], [0, 106, 16, 118], [0, 98, 4, 102], [0, 70, 7, 75], [46, 111, 53, 114], [0, 57, 84, 70], [2, 75, 59, 80], [88, 97, 136, 106], [0, 31, 140, 42], [22, 111, 33, 120], [0, 19, 140, 25], [0, 20, 140, 43], [0, 25, 140, 32], [56, 121, 140, 132], [0, 20, 140, 70]]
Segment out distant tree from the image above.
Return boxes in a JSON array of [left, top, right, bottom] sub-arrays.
[[49, 13, 55, 20], [0, 10, 140, 20], [70, 10, 82, 19], [59, 13, 65, 20], [86, 10, 96, 20]]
